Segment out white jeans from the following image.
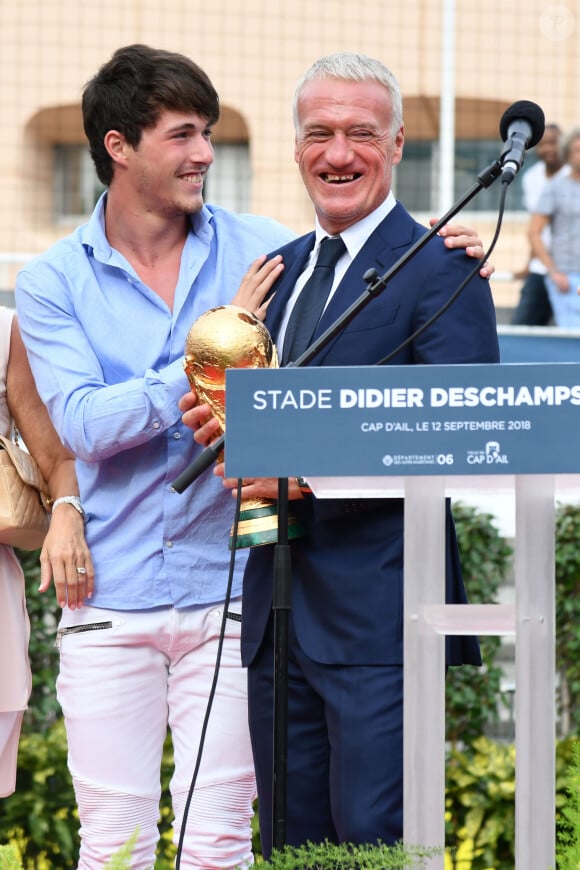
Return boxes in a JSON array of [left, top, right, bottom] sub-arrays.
[[56, 601, 255, 869]]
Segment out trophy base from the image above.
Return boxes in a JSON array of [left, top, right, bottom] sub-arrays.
[[230, 503, 305, 550]]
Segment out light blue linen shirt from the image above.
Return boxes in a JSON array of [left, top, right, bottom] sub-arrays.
[[15, 194, 294, 610]]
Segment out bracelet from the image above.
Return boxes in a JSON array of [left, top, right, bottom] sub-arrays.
[[51, 495, 85, 519]]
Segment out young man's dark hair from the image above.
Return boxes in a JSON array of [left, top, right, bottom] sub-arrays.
[[82, 43, 220, 185]]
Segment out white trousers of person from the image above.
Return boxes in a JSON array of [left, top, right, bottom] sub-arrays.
[[56, 599, 255, 869]]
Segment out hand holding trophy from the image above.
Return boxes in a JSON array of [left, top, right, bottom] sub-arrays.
[[184, 304, 304, 549]]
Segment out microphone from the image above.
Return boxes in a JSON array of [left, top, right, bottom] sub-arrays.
[[499, 100, 545, 184], [171, 434, 224, 493]]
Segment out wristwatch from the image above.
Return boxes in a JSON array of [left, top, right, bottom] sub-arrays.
[[51, 495, 85, 519]]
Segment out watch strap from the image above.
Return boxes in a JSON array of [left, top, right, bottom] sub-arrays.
[[51, 495, 85, 518]]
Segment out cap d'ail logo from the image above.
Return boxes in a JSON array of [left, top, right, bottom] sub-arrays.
[[467, 442, 509, 465]]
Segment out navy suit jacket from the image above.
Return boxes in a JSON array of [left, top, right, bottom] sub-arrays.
[[241, 202, 500, 669]]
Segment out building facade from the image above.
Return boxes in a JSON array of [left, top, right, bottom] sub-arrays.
[[1, 0, 579, 311]]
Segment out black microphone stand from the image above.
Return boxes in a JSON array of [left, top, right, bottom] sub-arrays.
[[272, 477, 291, 850], [171, 155, 506, 853]]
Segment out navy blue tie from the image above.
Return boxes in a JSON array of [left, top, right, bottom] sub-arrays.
[[282, 235, 346, 364]]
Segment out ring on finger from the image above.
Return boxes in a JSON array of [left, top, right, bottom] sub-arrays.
[[76, 566, 87, 575]]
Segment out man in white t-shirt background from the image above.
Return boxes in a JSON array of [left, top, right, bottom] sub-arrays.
[[511, 123, 569, 326]]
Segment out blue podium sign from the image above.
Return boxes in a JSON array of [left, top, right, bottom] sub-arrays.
[[225, 362, 580, 478]]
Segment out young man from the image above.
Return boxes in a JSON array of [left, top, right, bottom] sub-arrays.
[[186, 52, 499, 858], [15, 44, 294, 870], [17, 44, 492, 868]]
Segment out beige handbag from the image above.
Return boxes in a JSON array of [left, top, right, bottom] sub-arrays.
[[0, 433, 50, 549]]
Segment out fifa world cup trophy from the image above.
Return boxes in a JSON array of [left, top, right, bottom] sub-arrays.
[[184, 304, 304, 548]]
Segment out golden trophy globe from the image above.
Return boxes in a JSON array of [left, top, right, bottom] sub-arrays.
[[184, 304, 304, 549]]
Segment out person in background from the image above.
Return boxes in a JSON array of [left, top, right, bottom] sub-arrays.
[[16, 43, 494, 868], [529, 127, 580, 328], [511, 123, 568, 326], [0, 309, 93, 798], [184, 51, 499, 858]]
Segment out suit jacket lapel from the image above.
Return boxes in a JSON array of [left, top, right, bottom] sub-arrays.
[[266, 203, 420, 365], [314, 202, 418, 360]]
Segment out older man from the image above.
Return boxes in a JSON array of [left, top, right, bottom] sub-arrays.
[[188, 52, 499, 857]]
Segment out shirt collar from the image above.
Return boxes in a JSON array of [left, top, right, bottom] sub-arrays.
[[313, 191, 397, 259], [79, 192, 109, 260], [80, 192, 215, 262]]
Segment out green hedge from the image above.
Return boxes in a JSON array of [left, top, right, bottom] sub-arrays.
[[1, 722, 577, 869], [444, 735, 576, 868]]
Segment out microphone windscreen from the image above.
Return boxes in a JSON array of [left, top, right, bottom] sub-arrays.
[[499, 100, 545, 149]]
